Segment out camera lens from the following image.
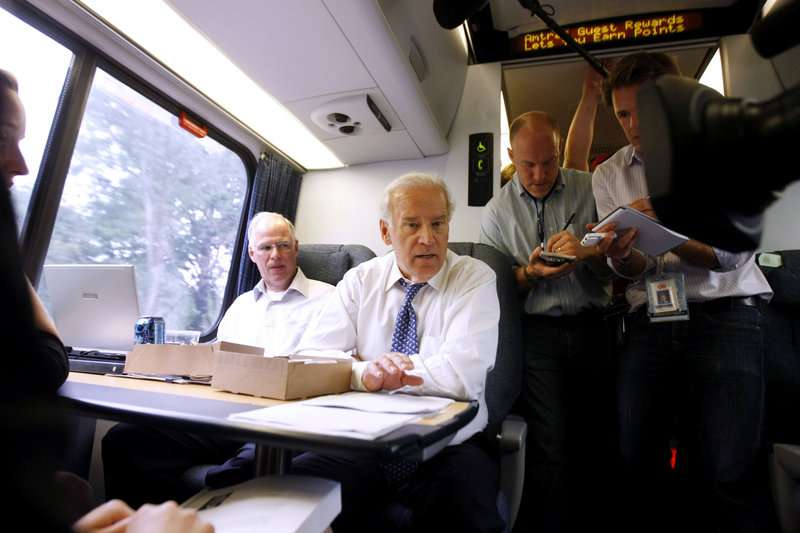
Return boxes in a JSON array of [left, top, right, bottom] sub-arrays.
[[333, 113, 350, 123], [339, 125, 356, 134]]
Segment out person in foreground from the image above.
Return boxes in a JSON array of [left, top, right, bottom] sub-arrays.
[[72, 500, 213, 533], [591, 51, 775, 532], [1, 67, 68, 390], [102, 211, 334, 507], [293, 172, 504, 532], [480, 111, 616, 532], [0, 79, 212, 530]]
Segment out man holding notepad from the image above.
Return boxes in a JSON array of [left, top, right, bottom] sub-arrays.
[[479, 111, 617, 532], [590, 52, 774, 532]]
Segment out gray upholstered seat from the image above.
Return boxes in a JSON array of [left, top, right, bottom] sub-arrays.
[[297, 244, 377, 286], [446, 243, 522, 440], [758, 250, 800, 532], [447, 242, 526, 530]]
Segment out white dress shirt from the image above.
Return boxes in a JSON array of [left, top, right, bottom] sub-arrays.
[[296, 249, 500, 444], [217, 267, 334, 356], [592, 145, 772, 309]]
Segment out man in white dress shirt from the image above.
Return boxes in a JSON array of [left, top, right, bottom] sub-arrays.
[[102, 212, 334, 507], [217, 211, 334, 353], [591, 52, 774, 532], [292, 172, 505, 532]]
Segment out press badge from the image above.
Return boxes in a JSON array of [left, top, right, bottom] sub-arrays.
[[645, 273, 689, 322]]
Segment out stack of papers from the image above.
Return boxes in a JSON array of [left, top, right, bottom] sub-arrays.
[[229, 391, 453, 440]]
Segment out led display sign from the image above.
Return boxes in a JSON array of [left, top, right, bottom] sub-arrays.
[[510, 12, 704, 54]]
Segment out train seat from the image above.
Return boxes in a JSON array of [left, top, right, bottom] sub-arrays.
[[295, 243, 377, 287], [759, 250, 800, 533]]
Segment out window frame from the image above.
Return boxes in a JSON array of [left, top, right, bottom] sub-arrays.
[[4, 0, 258, 340]]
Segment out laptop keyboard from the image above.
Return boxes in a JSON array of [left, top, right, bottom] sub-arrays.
[[68, 348, 127, 374]]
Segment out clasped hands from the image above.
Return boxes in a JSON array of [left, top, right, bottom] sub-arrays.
[[362, 352, 424, 392]]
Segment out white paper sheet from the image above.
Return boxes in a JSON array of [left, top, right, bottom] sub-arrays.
[[230, 402, 421, 439], [301, 391, 454, 414], [228, 392, 454, 439]]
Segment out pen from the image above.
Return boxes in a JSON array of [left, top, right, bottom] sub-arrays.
[[561, 212, 575, 232]]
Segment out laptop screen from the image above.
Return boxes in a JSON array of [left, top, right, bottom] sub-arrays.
[[43, 264, 141, 353]]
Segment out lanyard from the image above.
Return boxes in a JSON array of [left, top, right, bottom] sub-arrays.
[[525, 188, 552, 248], [533, 196, 546, 248]]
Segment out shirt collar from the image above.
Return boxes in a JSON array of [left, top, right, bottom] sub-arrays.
[[384, 250, 449, 294], [624, 144, 643, 167], [253, 267, 309, 302], [514, 169, 565, 200]]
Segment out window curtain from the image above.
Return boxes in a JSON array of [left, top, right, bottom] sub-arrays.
[[236, 152, 303, 296]]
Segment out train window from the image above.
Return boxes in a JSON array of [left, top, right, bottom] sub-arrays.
[[1, 7, 73, 231], [37, 68, 248, 335]]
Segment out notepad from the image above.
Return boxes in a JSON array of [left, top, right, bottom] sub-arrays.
[[594, 205, 688, 256]]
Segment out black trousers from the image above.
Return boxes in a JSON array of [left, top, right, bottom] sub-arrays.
[[515, 311, 620, 532], [291, 435, 506, 533], [101, 422, 243, 508]]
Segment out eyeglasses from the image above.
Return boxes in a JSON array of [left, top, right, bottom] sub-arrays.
[[254, 241, 293, 254]]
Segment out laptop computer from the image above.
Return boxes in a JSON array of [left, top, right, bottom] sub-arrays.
[[43, 264, 142, 372]]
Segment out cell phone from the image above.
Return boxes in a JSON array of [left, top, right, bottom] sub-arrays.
[[539, 251, 577, 266], [580, 232, 608, 246]]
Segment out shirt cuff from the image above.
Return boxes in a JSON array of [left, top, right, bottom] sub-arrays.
[[351, 360, 369, 391], [712, 247, 750, 272]]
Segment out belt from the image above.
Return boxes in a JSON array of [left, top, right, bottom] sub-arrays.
[[688, 296, 762, 315], [522, 308, 604, 323]]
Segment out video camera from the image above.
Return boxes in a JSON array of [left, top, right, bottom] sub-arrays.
[[639, 0, 800, 252]]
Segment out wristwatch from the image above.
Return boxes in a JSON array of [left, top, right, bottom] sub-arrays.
[[523, 265, 538, 282], [613, 252, 634, 266]]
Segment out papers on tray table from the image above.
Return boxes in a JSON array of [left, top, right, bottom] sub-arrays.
[[302, 391, 453, 413], [229, 391, 454, 440]]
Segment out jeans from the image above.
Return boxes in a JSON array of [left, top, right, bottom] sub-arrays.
[[618, 303, 771, 532]]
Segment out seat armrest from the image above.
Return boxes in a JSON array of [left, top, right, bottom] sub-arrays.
[[497, 414, 527, 453], [771, 443, 800, 533]]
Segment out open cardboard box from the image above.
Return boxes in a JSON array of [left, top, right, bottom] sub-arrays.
[[124, 341, 352, 400], [124, 341, 263, 379], [212, 352, 352, 400]]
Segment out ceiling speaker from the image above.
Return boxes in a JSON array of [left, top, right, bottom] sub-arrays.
[[310, 94, 392, 136]]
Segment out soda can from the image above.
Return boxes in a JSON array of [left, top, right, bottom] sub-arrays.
[[135, 316, 165, 344]]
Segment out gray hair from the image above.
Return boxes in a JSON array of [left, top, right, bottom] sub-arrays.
[[379, 172, 454, 226], [247, 211, 296, 245]]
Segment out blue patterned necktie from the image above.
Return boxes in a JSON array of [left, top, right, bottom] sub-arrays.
[[383, 280, 426, 487], [390, 279, 427, 355]]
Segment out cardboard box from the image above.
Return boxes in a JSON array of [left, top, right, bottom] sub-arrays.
[[212, 352, 352, 400], [124, 341, 263, 378]]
